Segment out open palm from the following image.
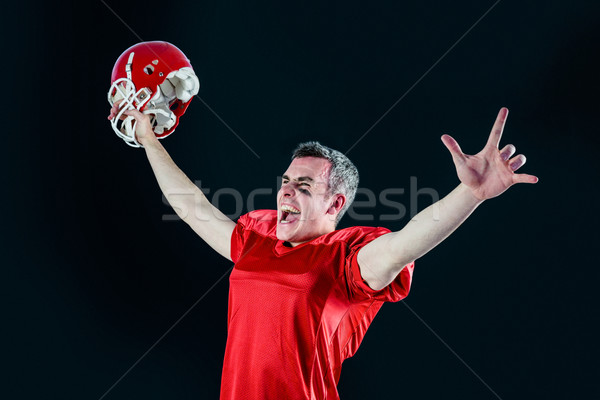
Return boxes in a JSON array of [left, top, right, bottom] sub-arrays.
[[441, 108, 538, 201]]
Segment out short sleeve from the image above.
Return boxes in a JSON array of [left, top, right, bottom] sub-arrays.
[[344, 228, 414, 302]]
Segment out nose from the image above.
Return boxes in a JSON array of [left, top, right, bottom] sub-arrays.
[[280, 180, 295, 197]]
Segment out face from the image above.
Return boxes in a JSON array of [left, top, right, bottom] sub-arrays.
[[276, 157, 345, 246]]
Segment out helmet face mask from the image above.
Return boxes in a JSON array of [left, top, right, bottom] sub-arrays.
[[108, 77, 154, 147], [107, 41, 200, 148]]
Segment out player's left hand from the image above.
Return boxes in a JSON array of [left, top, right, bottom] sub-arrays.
[[441, 107, 538, 201]]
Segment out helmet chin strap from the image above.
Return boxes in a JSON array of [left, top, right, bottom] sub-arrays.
[[126, 52, 134, 80]]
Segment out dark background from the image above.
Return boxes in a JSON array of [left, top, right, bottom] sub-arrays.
[[4, 0, 599, 398]]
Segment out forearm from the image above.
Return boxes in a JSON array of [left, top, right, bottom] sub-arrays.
[[388, 183, 482, 265], [143, 136, 205, 218], [142, 136, 235, 259], [358, 183, 483, 290], [359, 108, 537, 290]]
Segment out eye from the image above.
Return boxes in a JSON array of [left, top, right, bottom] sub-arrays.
[[298, 183, 310, 194]]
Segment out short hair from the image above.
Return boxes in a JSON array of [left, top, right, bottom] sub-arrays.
[[292, 141, 359, 225]]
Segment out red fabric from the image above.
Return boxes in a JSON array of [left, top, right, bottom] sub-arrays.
[[221, 210, 414, 399]]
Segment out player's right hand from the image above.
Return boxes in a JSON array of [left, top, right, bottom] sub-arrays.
[[121, 109, 157, 147]]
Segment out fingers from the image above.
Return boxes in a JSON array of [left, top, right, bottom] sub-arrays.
[[441, 134, 466, 163], [108, 107, 120, 120], [499, 144, 516, 161], [107, 106, 116, 120], [486, 107, 509, 149], [514, 173, 539, 184], [123, 109, 154, 143], [509, 153, 539, 184], [123, 109, 151, 128], [123, 108, 145, 119], [107, 100, 124, 121], [508, 154, 526, 171]]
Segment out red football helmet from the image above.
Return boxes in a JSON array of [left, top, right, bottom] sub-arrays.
[[107, 41, 200, 147]]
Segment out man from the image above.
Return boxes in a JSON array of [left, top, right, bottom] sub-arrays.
[[108, 106, 537, 399]]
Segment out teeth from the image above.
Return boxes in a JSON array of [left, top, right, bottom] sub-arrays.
[[280, 205, 300, 214]]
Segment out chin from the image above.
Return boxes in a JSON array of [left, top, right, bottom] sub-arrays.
[[276, 223, 308, 244], [275, 226, 293, 242]]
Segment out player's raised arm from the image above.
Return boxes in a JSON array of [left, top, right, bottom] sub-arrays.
[[107, 41, 236, 261], [109, 107, 236, 260], [357, 108, 538, 290]]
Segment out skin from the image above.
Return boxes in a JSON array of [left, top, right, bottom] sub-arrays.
[[109, 105, 537, 290], [358, 107, 538, 289], [276, 157, 345, 246], [109, 105, 236, 260]]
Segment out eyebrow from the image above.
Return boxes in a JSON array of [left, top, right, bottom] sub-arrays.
[[282, 175, 314, 183]]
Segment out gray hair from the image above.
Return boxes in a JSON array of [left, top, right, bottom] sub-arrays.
[[292, 141, 359, 225]]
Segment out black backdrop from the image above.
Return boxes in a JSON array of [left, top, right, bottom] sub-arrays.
[[4, 0, 599, 399]]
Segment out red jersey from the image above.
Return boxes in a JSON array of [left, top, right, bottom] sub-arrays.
[[221, 210, 414, 399]]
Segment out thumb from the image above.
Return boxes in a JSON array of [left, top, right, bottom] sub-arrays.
[[441, 134, 466, 164]]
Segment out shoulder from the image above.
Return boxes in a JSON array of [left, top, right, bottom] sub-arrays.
[[237, 209, 277, 237], [317, 225, 391, 248]]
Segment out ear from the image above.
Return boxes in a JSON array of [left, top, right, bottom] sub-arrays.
[[326, 194, 346, 216]]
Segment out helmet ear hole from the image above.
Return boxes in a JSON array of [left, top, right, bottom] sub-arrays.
[[143, 65, 154, 75]]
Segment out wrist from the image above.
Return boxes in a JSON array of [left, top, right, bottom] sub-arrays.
[[139, 133, 160, 149], [456, 183, 485, 207]]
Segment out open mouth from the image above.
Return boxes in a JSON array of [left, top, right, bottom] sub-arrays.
[[279, 204, 301, 224]]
